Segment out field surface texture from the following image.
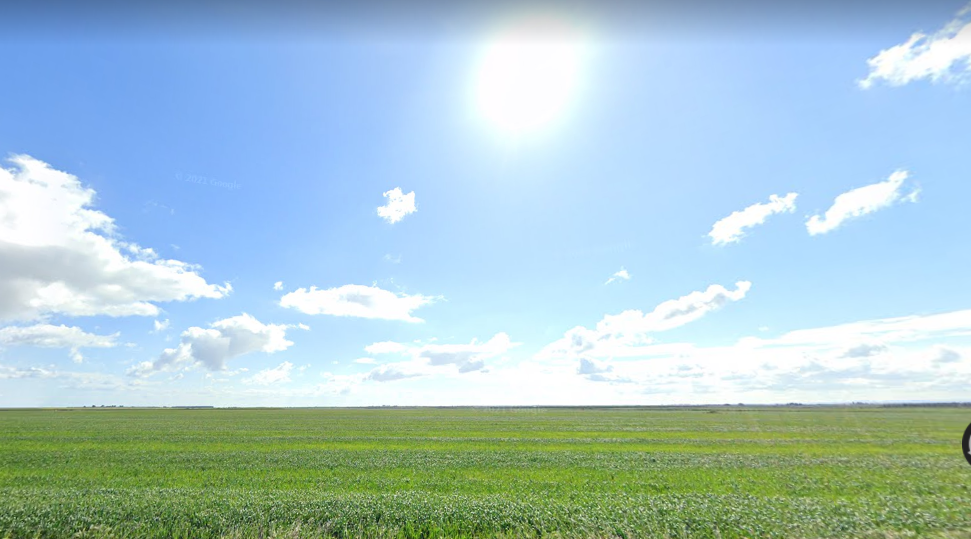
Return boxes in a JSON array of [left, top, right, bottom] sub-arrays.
[[0, 407, 969, 538]]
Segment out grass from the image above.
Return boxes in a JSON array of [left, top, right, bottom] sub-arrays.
[[0, 406, 968, 538]]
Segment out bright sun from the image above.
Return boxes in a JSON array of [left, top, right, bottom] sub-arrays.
[[475, 18, 585, 137]]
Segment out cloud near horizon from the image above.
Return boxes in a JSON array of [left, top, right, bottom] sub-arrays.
[[0, 323, 118, 363], [538, 281, 751, 362], [128, 313, 300, 377]]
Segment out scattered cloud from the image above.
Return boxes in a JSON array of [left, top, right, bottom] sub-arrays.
[[860, 4, 971, 88], [577, 357, 612, 375], [0, 155, 230, 322], [0, 364, 58, 380], [383, 254, 402, 264], [840, 342, 889, 358], [416, 333, 515, 373], [0, 324, 118, 363], [365, 341, 409, 354], [280, 284, 436, 322], [708, 193, 798, 245], [366, 363, 422, 382], [152, 319, 170, 333], [539, 281, 751, 361], [806, 170, 918, 235], [605, 267, 631, 285], [525, 306, 971, 399], [357, 333, 517, 382], [273, 281, 284, 291], [128, 313, 299, 377], [377, 187, 417, 224], [244, 361, 294, 385], [933, 347, 962, 364]]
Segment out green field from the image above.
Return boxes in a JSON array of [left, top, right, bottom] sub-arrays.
[[0, 406, 968, 538]]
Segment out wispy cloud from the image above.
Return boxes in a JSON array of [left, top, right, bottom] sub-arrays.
[[152, 319, 170, 333], [0, 324, 118, 363], [605, 267, 631, 285], [806, 170, 918, 235], [280, 284, 436, 323], [273, 281, 284, 291], [244, 361, 294, 385], [708, 193, 798, 245], [539, 281, 751, 361], [860, 3, 971, 88]]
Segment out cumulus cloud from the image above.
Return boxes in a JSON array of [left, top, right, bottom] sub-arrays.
[[152, 319, 170, 333], [128, 313, 298, 377], [860, 4, 971, 88], [806, 170, 919, 235], [280, 284, 436, 322], [0, 155, 230, 322], [244, 361, 293, 385], [539, 281, 752, 361], [605, 267, 631, 285], [377, 187, 417, 224], [273, 281, 284, 291], [0, 323, 117, 362], [708, 193, 798, 245]]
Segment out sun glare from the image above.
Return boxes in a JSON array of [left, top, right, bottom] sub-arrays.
[[475, 18, 586, 137]]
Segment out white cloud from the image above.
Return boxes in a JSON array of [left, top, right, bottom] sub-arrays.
[[273, 281, 283, 291], [806, 170, 918, 235], [357, 333, 518, 382], [604, 267, 631, 285], [377, 187, 417, 224], [0, 155, 230, 322], [280, 284, 436, 322], [365, 341, 409, 354], [152, 319, 170, 333], [860, 4, 971, 88], [737, 308, 971, 349], [416, 333, 515, 373], [353, 357, 377, 364], [244, 361, 294, 385], [708, 193, 798, 245], [525, 306, 971, 400], [365, 363, 423, 382], [577, 357, 612, 375], [129, 313, 298, 377], [0, 323, 117, 363], [539, 281, 751, 361]]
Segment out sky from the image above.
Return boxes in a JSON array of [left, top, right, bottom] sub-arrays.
[[1, 1, 971, 406]]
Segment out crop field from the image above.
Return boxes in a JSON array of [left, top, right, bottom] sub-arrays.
[[0, 406, 968, 538]]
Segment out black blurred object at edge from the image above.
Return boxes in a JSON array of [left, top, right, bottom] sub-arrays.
[[963, 422, 971, 467]]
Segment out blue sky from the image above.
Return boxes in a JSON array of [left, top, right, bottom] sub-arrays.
[[2, 2, 971, 406]]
